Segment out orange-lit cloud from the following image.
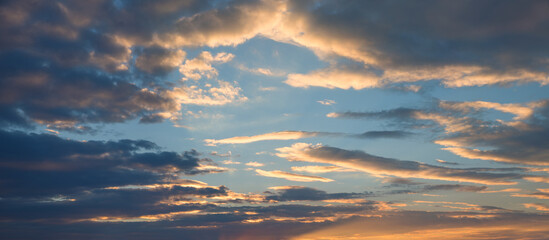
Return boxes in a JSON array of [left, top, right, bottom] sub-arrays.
[[166, 80, 247, 106], [439, 100, 539, 120], [179, 51, 234, 80], [204, 131, 335, 146], [276, 143, 520, 185], [512, 189, 549, 200], [245, 161, 265, 167], [291, 165, 356, 173], [255, 169, 334, 182], [523, 203, 549, 212], [286, 67, 381, 90], [292, 211, 549, 240]]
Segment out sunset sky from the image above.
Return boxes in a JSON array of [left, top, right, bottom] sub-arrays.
[[1, 0, 549, 239]]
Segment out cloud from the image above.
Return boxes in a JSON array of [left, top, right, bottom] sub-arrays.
[[328, 99, 549, 166], [237, 64, 283, 76], [245, 161, 264, 167], [327, 108, 418, 120], [317, 99, 336, 105], [204, 130, 409, 146], [287, 65, 549, 90], [222, 160, 241, 165], [179, 52, 234, 80], [422, 184, 487, 193], [295, 210, 549, 240], [523, 203, 549, 212], [0, 130, 222, 198], [0, 51, 179, 131], [166, 80, 247, 106], [382, 177, 423, 186], [286, 65, 381, 90], [204, 131, 341, 146], [512, 189, 549, 200], [437, 159, 459, 165], [291, 165, 356, 174], [151, 0, 286, 48], [265, 186, 370, 202], [135, 46, 186, 74], [354, 130, 413, 139], [274, 1, 549, 89], [255, 169, 334, 182], [439, 100, 539, 120], [276, 143, 522, 185]]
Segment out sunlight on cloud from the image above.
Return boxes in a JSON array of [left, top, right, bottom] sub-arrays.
[[255, 169, 334, 182], [276, 143, 520, 185]]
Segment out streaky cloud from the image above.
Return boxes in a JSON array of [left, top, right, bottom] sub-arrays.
[[276, 143, 523, 185], [255, 169, 334, 182]]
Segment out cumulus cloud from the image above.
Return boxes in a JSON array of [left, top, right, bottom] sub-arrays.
[[276, 143, 522, 185], [274, 0, 549, 89], [135, 46, 186, 74], [179, 52, 234, 80], [166, 80, 247, 106], [0, 51, 179, 131], [4, 0, 547, 134]]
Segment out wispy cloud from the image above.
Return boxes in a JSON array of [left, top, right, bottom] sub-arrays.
[[327, 99, 549, 166], [276, 143, 522, 185], [291, 165, 356, 173], [204, 131, 341, 146], [255, 169, 334, 182], [245, 161, 264, 167], [317, 99, 336, 105], [204, 130, 411, 146], [523, 203, 549, 212]]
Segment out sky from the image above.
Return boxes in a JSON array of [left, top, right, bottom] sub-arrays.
[[1, 0, 549, 239]]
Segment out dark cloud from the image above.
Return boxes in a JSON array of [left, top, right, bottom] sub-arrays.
[[134, 46, 185, 75], [0, 130, 221, 198], [265, 186, 371, 202], [383, 177, 423, 186], [1, 206, 548, 240], [330, 108, 419, 120], [285, 0, 549, 70], [354, 130, 413, 139], [0, 51, 178, 131], [382, 180, 488, 194], [423, 184, 487, 192], [0, 185, 226, 222]]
